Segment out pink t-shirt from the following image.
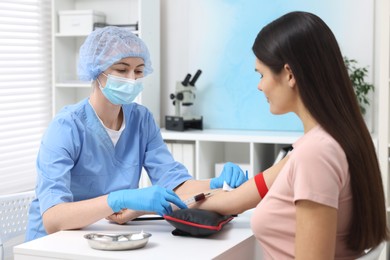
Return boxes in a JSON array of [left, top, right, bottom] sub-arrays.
[[251, 126, 361, 259]]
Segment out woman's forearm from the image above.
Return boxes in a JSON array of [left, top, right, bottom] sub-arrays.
[[174, 179, 211, 196], [188, 155, 290, 215], [193, 179, 261, 215], [42, 195, 113, 234]]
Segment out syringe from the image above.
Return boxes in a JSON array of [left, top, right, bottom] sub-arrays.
[[183, 192, 212, 206]]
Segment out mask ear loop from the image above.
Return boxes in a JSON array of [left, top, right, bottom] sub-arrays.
[[96, 72, 109, 90], [96, 77, 105, 92]]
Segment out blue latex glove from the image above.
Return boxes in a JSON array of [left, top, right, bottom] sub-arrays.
[[107, 185, 187, 216], [210, 162, 248, 189]]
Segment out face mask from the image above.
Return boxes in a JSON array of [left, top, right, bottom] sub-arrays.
[[98, 73, 143, 105]]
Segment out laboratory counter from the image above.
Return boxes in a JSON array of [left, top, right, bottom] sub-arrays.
[[14, 209, 263, 260]]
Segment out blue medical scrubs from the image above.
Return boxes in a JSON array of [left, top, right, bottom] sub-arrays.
[[26, 98, 192, 241]]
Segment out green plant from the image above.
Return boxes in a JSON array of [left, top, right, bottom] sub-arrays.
[[344, 57, 375, 115]]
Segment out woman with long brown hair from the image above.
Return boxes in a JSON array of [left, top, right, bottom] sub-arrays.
[[195, 11, 388, 259]]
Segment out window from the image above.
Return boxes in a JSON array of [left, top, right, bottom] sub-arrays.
[[0, 0, 52, 195]]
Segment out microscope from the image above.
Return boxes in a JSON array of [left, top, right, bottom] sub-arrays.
[[165, 70, 203, 131]]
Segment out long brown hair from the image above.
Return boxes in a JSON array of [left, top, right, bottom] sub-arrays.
[[252, 11, 388, 251]]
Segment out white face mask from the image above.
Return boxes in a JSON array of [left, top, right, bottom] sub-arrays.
[[98, 73, 144, 105]]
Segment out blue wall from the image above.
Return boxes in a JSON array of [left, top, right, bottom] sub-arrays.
[[186, 0, 373, 132]]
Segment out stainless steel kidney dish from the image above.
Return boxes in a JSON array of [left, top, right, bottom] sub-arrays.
[[84, 232, 152, 250]]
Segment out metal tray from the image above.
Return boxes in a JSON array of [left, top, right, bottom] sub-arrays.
[[84, 232, 152, 251]]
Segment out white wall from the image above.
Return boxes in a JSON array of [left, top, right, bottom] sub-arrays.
[[160, 0, 190, 124], [160, 0, 375, 131]]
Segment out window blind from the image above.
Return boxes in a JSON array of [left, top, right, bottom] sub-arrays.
[[0, 0, 52, 195]]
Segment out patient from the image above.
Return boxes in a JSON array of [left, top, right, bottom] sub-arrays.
[[193, 11, 389, 259]]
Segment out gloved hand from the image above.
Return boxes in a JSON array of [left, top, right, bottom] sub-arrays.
[[107, 185, 187, 216], [210, 162, 248, 189]]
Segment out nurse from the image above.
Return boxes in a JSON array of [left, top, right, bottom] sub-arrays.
[[25, 26, 247, 241]]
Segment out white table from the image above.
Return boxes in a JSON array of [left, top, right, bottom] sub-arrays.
[[14, 210, 263, 260]]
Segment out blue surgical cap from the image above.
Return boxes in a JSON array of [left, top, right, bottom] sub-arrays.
[[77, 26, 153, 81]]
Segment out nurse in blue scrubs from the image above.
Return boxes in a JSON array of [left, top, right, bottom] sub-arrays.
[[26, 26, 247, 241]]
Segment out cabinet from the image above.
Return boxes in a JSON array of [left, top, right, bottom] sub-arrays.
[[375, 0, 390, 259], [161, 129, 302, 179], [51, 0, 161, 124]]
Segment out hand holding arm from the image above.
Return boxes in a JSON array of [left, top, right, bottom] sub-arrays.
[[107, 185, 187, 216], [210, 162, 248, 189], [106, 209, 152, 224]]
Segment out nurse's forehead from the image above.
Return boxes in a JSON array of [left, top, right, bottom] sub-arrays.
[[112, 62, 145, 68], [113, 57, 144, 67]]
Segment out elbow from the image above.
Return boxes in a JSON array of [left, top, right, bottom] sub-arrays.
[[218, 198, 257, 216], [42, 207, 64, 234], [219, 207, 246, 216], [45, 227, 59, 235], [43, 222, 60, 235], [42, 214, 61, 234], [218, 196, 255, 216]]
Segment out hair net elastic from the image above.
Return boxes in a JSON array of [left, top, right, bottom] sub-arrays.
[[77, 26, 153, 81]]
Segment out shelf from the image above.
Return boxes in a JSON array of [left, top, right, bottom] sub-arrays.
[[55, 31, 139, 37], [161, 128, 302, 180], [56, 81, 91, 88], [52, 0, 160, 119], [161, 128, 303, 144], [55, 33, 88, 37]]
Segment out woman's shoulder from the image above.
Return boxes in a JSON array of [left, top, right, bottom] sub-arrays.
[[289, 126, 349, 187], [293, 126, 346, 161]]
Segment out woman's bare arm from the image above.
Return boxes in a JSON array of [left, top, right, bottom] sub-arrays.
[[189, 155, 290, 215], [174, 179, 211, 197], [295, 200, 337, 259]]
